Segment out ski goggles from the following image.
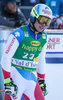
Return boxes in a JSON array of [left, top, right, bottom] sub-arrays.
[[37, 16, 51, 26]]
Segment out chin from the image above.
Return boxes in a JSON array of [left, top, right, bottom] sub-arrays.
[[39, 29, 43, 32]]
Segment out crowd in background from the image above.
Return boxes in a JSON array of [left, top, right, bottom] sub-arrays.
[[0, 0, 63, 29], [46, 0, 63, 29]]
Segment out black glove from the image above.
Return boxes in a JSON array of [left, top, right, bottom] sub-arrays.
[[38, 78, 48, 96], [4, 78, 18, 96]]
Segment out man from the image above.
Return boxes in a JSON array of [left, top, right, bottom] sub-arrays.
[[0, 0, 28, 28], [1, 4, 52, 100]]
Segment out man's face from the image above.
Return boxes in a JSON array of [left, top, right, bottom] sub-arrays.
[[34, 19, 47, 32], [6, 3, 17, 13]]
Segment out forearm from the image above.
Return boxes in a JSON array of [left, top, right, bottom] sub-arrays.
[[1, 52, 11, 79], [37, 72, 45, 79], [2, 68, 10, 79]]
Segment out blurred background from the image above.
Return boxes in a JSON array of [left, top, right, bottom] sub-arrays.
[[0, 0, 63, 100], [0, 0, 63, 29]]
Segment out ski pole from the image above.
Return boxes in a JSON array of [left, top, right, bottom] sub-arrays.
[[0, 90, 5, 92]]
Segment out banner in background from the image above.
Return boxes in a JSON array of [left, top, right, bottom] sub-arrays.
[[45, 30, 63, 63]]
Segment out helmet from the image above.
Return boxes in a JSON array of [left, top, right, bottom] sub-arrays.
[[30, 4, 52, 23]]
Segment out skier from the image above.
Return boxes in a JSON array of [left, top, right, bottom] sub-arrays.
[[1, 3, 52, 100]]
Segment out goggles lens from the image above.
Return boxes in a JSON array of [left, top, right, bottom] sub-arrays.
[[37, 16, 51, 26]]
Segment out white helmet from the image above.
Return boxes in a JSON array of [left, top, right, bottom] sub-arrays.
[[30, 4, 52, 23]]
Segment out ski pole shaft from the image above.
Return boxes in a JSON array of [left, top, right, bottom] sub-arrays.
[[0, 90, 5, 92]]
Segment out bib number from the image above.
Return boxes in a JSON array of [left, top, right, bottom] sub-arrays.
[[22, 52, 34, 60]]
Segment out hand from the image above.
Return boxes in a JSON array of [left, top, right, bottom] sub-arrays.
[[4, 78, 18, 96], [38, 78, 48, 96]]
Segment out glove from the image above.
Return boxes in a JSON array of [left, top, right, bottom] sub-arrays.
[[4, 78, 18, 96], [38, 78, 48, 96]]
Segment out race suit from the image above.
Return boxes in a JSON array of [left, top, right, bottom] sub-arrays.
[[1, 25, 47, 100]]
